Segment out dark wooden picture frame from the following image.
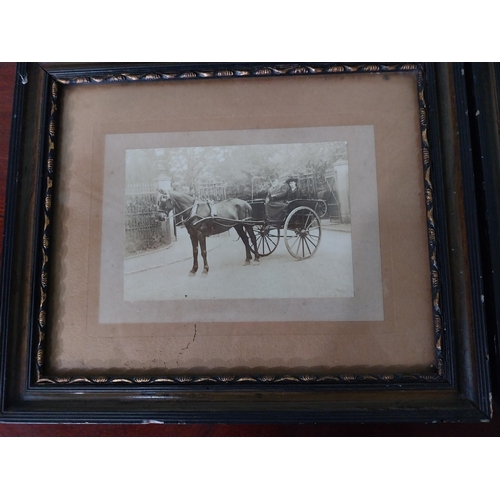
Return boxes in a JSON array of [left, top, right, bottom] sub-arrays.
[[467, 63, 500, 394], [0, 62, 492, 423]]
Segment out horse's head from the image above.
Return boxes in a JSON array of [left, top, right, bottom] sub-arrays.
[[157, 189, 175, 215]]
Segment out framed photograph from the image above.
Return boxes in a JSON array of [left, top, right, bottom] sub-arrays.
[[0, 62, 492, 423]]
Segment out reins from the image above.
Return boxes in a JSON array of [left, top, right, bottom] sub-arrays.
[[191, 216, 254, 228], [173, 204, 196, 219], [159, 195, 254, 229]]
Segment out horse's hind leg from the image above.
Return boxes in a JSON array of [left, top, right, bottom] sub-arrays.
[[189, 232, 199, 276], [245, 224, 260, 264], [235, 225, 252, 265], [200, 235, 209, 275]]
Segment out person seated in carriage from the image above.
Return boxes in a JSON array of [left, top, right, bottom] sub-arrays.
[[265, 174, 301, 224], [266, 174, 287, 202], [265, 173, 288, 224], [285, 176, 300, 201]]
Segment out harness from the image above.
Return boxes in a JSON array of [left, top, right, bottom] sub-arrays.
[[189, 201, 218, 220], [165, 199, 220, 226], [160, 195, 251, 229], [190, 201, 247, 229]]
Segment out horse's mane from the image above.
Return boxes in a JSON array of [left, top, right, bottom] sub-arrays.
[[160, 190, 195, 209], [169, 190, 195, 201]]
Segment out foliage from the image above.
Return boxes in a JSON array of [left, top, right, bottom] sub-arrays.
[[125, 141, 348, 199], [125, 192, 170, 257]]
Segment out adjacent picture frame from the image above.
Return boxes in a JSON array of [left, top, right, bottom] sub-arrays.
[[468, 62, 500, 392], [0, 62, 492, 423]]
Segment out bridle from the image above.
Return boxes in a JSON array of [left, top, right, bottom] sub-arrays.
[[158, 192, 195, 224]]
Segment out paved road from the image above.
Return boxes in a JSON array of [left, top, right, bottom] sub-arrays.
[[124, 224, 354, 301]]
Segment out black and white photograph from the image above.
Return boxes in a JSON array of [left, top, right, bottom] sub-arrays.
[[124, 141, 353, 302], [99, 125, 384, 324]]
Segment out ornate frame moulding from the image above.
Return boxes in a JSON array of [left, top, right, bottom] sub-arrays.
[[0, 62, 491, 424]]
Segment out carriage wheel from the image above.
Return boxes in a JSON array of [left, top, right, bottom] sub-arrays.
[[252, 224, 280, 256], [284, 206, 322, 260], [315, 200, 328, 218]]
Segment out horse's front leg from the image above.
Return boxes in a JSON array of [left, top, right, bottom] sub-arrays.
[[199, 235, 209, 275], [189, 232, 199, 277]]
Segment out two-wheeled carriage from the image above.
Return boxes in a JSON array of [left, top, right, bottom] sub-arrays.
[[157, 190, 325, 275], [248, 198, 325, 260]]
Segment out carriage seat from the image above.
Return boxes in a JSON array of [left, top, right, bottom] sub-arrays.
[[265, 201, 287, 226]]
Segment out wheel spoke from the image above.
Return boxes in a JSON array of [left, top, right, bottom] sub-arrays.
[[304, 211, 312, 228], [303, 235, 313, 255], [294, 236, 301, 258], [304, 218, 317, 230], [306, 234, 319, 247], [304, 233, 319, 247], [295, 239, 301, 257], [265, 237, 272, 253], [290, 236, 301, 254], [308, 227, 320, 237], [306, 233, 320, 240]]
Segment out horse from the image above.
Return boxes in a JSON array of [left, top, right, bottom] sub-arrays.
[[157, 190, 260, 276]]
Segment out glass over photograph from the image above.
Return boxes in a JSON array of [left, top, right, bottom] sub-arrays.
[[48, 71, 433, 373]]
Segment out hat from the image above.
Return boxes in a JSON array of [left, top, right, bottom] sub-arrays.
[[286, 176, 298, 184], [269, 173, 278, 181]]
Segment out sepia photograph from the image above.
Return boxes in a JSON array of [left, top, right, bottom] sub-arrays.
[[124, 140, 353, 302]]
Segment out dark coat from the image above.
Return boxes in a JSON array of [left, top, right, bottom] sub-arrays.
[[267, 182, 289, 202], [286, 186, 300, 201]]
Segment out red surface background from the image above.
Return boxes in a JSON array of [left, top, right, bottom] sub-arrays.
[[0, 62, 498, 436]]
